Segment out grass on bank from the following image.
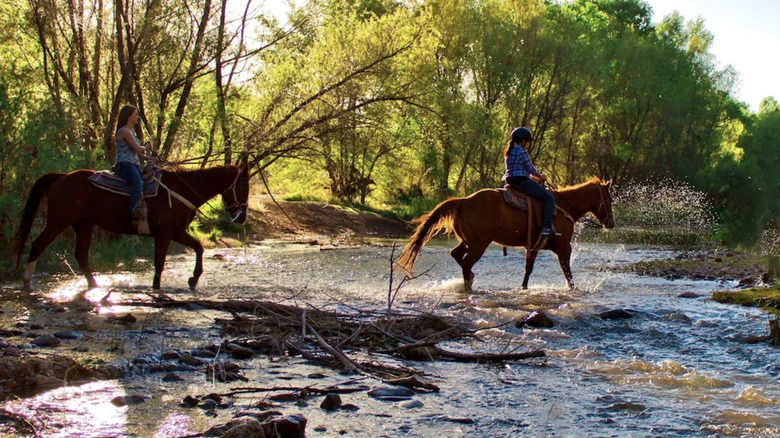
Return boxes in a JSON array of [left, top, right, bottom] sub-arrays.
[[712, 284, 780, 315]]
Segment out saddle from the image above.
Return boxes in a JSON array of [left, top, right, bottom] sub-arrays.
[[498, 185, 546, 228], [88, 164, 162, 198]]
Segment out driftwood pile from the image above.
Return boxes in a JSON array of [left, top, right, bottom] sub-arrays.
[[121, 296, 545, 380]]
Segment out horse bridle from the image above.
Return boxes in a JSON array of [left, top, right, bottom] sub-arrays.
[[222, 168, 248, 222], [596, 183, 614, 226]]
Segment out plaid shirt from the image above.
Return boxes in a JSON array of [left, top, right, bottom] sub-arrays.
[[503, 145, 537, 180]]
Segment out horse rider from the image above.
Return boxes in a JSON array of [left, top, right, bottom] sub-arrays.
[[502, 127, 555, 236], [114, 105, 149, 221]]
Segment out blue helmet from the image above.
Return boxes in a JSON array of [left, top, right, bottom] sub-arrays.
[[510, 127, 533, 145]]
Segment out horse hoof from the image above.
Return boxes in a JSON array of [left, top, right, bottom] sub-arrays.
[[188, 277, 198, 290], [22, 283, 33, 293]]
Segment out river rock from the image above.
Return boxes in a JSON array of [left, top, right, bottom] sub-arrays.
[[35, 375, 64, 387], [678, 292, 701, 298], [442, 416, 475, 424], [229, 344, 254, 360], [112, 313, 137, 324], [181, 395, 199, 408], [401, 400, 424, 409], [221, 417, 266, 438], [738, 277, 756, 287], [179, 354, 205, 367], [199, 398, 218, 410], [133, 353, 160, 365], [367, 386, 415, 401], [739, 335, 771, 344], [599, 309, 634, 320], [396, 346, 439, 361], [3, 346, 21, 357], [320, 394, 342, 411], [32, 335, 61, 347], [29, 324, 45, 330], [160, 350, 182, 360], [162, 373, 184, 382], [262, 414, 307, 438], [111, 395, 147, 407], [307, 372, 327, 379], [663, 313, 691, 324], [516, 310, 555, 328], [191, 348, 217, 358], [340, 403, 360, 412], [54, 330, 82, 340]]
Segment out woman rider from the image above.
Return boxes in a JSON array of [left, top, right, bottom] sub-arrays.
[[114, 105, 148, 221], [503, 127, 555, 236]]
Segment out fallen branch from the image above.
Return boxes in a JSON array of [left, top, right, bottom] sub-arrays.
[[431, 346, 545, 363], [306, 322, 359, 374]]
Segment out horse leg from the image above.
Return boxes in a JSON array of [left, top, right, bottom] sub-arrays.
[[450, 241, 467, 268], [461, 240, 490, 291], [73, 220, 97, 289], [173, 230, 204, 290], [521, 249, 539, 290], [152, 233, 173, 290], [556, 243, 574, 289], [23, 223, 69, 291]]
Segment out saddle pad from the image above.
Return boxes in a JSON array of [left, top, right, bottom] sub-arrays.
[[499, 186, 530, 211], [88, 165, 162, 197]]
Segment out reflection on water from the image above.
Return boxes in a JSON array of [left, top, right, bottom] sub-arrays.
[[5, 242, 780, 437]]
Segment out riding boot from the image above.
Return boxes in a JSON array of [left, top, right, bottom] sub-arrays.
[[131, 200, 147, 222]]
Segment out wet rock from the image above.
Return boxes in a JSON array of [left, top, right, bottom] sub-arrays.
[[181, 395, 199, 408], [199, 399, 218, 410], [206, 361, 247, 382], [160, 350, 182, 360], [192, 349, 217, 358], [144, 363, 197, 373], [179, 354, 205, 367], [602, 402, 647, 412], [262, 414, 307, 438], [221, 417, 266, 438], [29, 324, 45, 330], [229, 344, 254, 360], [367, 386, 415, 401], [32, 335, 61, 347], [112, 313, 137, 324], [314, 425, 327, 432], [35, 375, 64, 387], [296, 399, 309, 407], [307, 373, 327, 379], [738, 277, 756, 287], [678, 292, 701, 298], [516, 310, 554, 328], [162, 373, 184, 382], [111, 395, 147, 407], [54, 330, 82, 340], [133, 353, 160, 365], [663, 313, 691, 324], [442, 416, 475, 424], [340, 404, 360, 412], [739, 335, 771, 344], [320, 394, 342, 411], [203, 393, 223, 404], [0, 329, 24, 337], [599, 309, 634, 320], [3, 347, 21, 357], [401, 400, 423, 409]]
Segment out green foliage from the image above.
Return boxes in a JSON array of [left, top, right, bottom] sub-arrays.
[[1, 0, 779, 255]]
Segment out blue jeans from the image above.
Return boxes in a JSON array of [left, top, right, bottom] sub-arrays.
[[506, 176, 555, 229], [115, 162, 143, 213]]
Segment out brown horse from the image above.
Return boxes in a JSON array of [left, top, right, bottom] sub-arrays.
[[396, 178, 615, 290], [13, 165, 250, 291]]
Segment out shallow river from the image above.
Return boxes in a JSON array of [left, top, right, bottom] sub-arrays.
[[4, 241, 780, 437]]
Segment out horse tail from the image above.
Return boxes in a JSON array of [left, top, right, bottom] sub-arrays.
[[13, 172, 65, 270], [396, 197, 462, 275]]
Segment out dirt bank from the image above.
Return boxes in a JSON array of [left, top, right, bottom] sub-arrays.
[[243, 197, 411, 244]]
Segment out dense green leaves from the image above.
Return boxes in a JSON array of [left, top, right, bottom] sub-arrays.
[[1, 0, 778, 247]]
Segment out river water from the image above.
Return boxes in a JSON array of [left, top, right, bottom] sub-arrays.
[[3, 240, 779, 437]]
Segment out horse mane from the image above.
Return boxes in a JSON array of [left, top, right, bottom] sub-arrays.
[[558, 177, 604, 193]]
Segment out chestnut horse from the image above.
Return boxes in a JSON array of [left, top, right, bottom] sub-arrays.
[[396, 178, 615, 290], [13, 165, 250, 291]]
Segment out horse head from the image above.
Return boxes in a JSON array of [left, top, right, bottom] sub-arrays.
[[222, 166, 250, 223], [594, 179, 615, 229]]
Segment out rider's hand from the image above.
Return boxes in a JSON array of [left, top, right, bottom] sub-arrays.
[[538, 173, 548, 181]]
